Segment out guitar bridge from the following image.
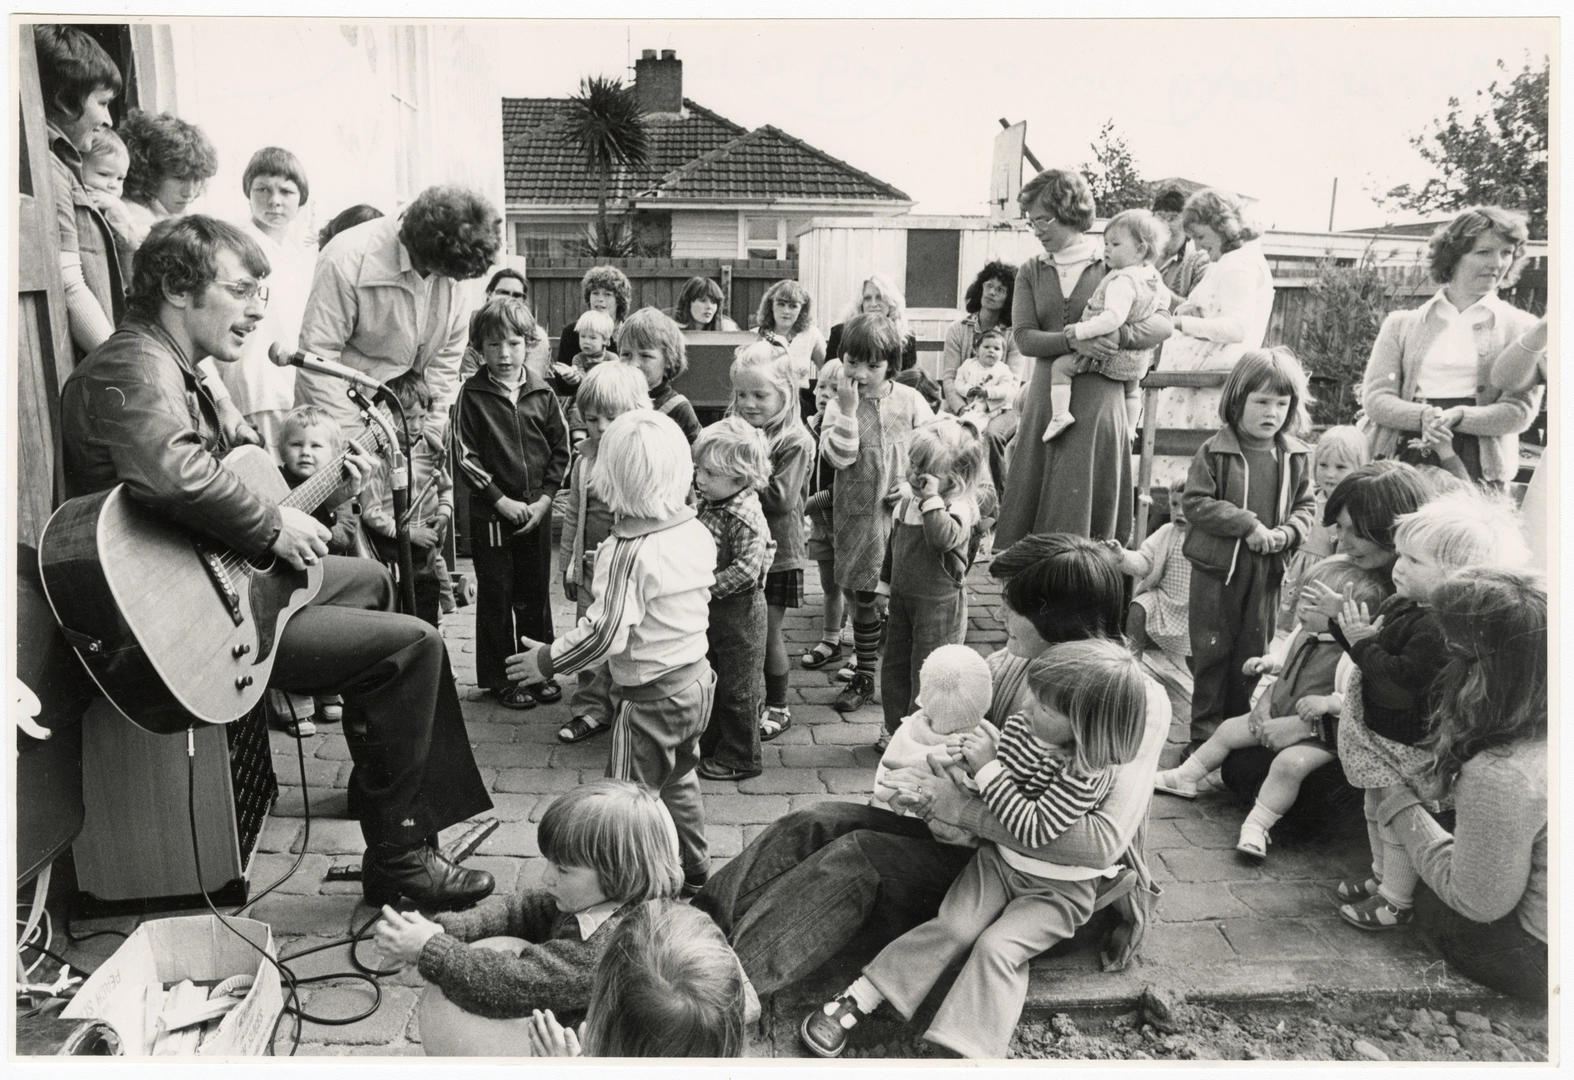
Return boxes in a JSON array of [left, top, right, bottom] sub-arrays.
[[194, 541, 245, 626]]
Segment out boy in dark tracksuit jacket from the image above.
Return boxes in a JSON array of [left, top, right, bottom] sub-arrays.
[[457, 297, 571, 710]]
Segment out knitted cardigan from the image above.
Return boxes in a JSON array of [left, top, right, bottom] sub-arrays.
[[420, 891, 636, 1020]]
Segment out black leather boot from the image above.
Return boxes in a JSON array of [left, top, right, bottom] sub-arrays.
[[363, 843, 495, 911]]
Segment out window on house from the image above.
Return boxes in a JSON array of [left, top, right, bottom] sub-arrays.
[[390, 26, 427, 205], [515, 223, 586, 260], [905, 229, 961, 309], [745, 215, 785, 260]]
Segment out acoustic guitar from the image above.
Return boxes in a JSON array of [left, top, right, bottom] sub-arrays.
[[38, 416, 392, 735]]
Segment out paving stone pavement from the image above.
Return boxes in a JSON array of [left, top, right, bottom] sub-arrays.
[[60, 554, 1499, 1057]]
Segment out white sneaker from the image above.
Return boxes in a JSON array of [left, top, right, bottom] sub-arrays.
[[1236, 822, 1270, 859], [1153, 769, 1199, 799]]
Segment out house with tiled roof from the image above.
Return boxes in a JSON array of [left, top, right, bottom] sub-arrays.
[[504, 49, 912, 260]]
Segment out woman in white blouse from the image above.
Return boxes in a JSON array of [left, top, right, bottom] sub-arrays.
[[1148, 188, 1276, 484], [1361, 207, 1541, 487]]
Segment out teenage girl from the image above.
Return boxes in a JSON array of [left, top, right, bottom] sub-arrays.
[[755, 279, 827, 422]]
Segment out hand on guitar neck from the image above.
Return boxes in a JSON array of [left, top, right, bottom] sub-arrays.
[[270, 441, 377, 570]]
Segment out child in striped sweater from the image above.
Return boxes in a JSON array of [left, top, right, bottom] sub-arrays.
[[801, 639, 1148, 1059]]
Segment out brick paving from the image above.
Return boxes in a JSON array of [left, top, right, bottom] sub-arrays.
[[58, 556, 1500, 1057]]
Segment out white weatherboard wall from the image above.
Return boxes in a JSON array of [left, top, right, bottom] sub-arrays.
[[670, 211, 739, 260]]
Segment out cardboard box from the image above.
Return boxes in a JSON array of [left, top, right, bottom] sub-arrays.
[[61, 915, 283, 1056]]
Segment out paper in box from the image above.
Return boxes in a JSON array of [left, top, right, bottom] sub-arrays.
[[61, 915, 284, 1056]]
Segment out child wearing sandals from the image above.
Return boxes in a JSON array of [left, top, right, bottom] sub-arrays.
[[557, 363, 652, 746], [1277, 425, 1369, 631], [801, 639, 1148, 1059], [1303, 489, 1532, 930], [510, 410, 718, 896], [692, 418, 776, 783], [800, 358, 851, 674], [1153, 554, 1388, 858], [372, 779, 681, 1057], [727, 342, 815, 745]]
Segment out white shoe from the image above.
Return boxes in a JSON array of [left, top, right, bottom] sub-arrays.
[[1153, 769, 1198, 799], [1236, 822, 1270, 859], [1041, 413, 1075, 442]]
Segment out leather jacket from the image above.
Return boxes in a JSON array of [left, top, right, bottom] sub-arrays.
[[60, 318, 283, 556]]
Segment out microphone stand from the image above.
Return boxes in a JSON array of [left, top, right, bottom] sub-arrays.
[[347, 385, 419, 618]]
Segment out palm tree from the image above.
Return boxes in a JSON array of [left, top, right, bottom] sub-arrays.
[[563, 75, 650, 257]]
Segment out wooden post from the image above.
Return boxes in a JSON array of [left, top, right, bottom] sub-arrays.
[[719, 264, 733, 324]]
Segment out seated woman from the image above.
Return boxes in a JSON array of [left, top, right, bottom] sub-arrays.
[[1378, 568, 1547, 1004], [556, 265, 632, 367], [671, 275, 739, 331], [693, 533, 1171, 995]]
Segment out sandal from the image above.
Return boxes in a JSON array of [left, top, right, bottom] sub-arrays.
[[1236, 822, 1270, 860], [697, 758, 763, 782], [1338, 894, 1414, 931], [558, 715, 608, 743], [1153, 770, 1199, 799], [1335, 877, 1379, 903], [759, 706, 793, 742], [800, 640, 843, 670], [532, 680, 563, 704], [492, 684, 538, 710]]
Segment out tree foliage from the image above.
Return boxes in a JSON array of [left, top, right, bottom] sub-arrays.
[[564, 75, 650, 257], [1080, 120, 1151, 218], [1384, 57, 1548, 239]]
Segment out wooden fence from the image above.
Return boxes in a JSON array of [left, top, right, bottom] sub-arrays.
[[526, 257, 798, 339]]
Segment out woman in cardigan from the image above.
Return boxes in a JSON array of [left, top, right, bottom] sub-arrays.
[[994, 169, 1172, 548], [1377, 568, 1547, 1003], [1360, 206, 1541, 488], [693, 534, 1171, 995], [1491, 314, 1549, 567], [1147, 187, 1276, 486], [939, 260, 1022, 497]]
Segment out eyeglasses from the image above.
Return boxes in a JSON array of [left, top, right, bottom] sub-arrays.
[[213, 279, 270, 306]]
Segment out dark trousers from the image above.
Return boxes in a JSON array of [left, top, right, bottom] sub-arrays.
[[693, 802, 974, 994], [371, 537, 443, 628], [1188, 553, 1279, 743], [269, 556, 491, 847], [881, 589, 966, 733], [1414, 885, 1547, 1005], [471, 512, 555, 689], [701, 589, 766, 772]]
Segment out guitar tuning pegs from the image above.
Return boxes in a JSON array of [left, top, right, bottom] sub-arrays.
[[235, 675, 254, 690], [232, 643, 251, 658]]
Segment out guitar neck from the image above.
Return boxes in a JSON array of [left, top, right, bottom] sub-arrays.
[[281, 412, 392, 515]]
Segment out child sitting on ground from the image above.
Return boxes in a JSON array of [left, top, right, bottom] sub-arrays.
[[952, 327, 1019, 425], [802, 639, 1148, 1059], [559, 308, 616, 449], [1154, 554, 1388, 859], [372, 780, 682, 1057], [1110, 477, 1192, 663], [871, 643, 993, 846], [1278, 425, 1369, 631], [458, 295, 571, 710], [619, 307, 702, 443], [1046, 208, 1173, 441], [361, 371, 453, 628], [692, 417, 776, 783], [557, 363, 652, 746], [525, 899, 754, 1058], [1304, 488, 1533, 930], [511, 411, 718, 896]]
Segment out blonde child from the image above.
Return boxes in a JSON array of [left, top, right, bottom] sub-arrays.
[[372, 780, 682, 1057], [557, 363, 652, 745], [1155, 555, 1388, 859], [822, 313, 934, 718], [78, 129, 136, 252], [801, 639, 1148, 1059], [756, 279, 828, 421], [619, 307, 701, 444], [800, 357, 850, 672], [692, 418, 775, 782], [559, 308, 617, 448], [953, 327, 1019, 425], [879, 416, 984, 736], [1046, 209, 1174, 441], [728, 343, 816, 743], [525, 900, 753, 1058], [1303, 489, 1532, 930], [1278, 425, 1370, 631], [1182, 347, 1317, 746], [1110, 477, 1192, 662], [510, 411, 718, 895]]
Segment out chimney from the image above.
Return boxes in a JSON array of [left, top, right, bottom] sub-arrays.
[[634, 48, 683, 115]]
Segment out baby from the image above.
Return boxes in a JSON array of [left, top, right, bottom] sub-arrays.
[[79, 129, 136, 248], [952, 329, 1020, 424]]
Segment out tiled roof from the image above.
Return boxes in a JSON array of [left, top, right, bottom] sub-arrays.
[[503, 98, 908, 206]]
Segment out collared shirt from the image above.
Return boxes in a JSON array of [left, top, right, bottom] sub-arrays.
[[573, 899, 621, 941], [296, 216, 468, 438], [1414, 289, 1506, 399], [697, 487, 774, 598]]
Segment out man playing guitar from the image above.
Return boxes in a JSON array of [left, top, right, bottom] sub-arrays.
[[58, 215, 495, 911]]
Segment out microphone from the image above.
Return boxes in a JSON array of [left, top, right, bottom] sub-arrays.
[[269, 343, 388, 393]]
